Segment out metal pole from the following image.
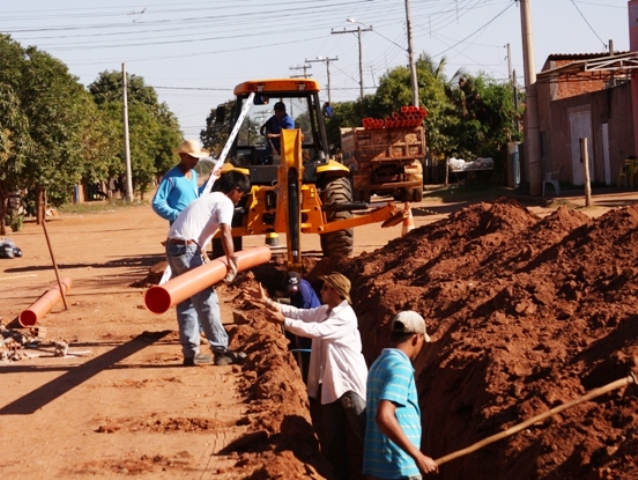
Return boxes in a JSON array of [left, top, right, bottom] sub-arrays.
[[519, 0, 542, 195], [331, 27, 370, 100], [326, 60, 333, 103], [506, 43, 513, 82], [41, 219, 68, 310], [357, 26, 364, 99], [306, 57, 338, 103], [122, 63, 134, 203], [405, 0, 419, 106]]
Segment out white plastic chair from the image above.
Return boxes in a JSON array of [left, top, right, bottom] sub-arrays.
[[542, 166, 562, 196]]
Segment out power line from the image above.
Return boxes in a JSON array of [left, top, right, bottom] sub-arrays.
[[569, 0, 608, 49]]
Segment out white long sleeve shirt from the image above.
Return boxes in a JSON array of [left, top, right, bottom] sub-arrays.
[[278, 300, 368, 405]]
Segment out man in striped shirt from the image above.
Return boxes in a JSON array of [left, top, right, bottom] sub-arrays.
[[363, 311, 438, 479]]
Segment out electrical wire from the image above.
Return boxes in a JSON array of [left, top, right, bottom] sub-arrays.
[[569, 0, 608, 50]]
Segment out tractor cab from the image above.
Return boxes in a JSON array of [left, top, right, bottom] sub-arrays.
[[223, 78, 333, 185], [209, 78, 402, 266]]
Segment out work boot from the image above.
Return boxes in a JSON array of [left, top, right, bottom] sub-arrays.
[[183, 353, 213, 366], [214, 350, 246, 366]]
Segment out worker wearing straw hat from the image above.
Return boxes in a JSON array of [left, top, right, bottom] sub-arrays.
[[246, 272, 367, 480], [152, 139, 211, 224]]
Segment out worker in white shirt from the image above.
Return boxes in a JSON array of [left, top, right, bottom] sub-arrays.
[[246, 272, 367, 480]]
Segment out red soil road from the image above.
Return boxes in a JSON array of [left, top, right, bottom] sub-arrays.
[[1, 190, 638, 479]]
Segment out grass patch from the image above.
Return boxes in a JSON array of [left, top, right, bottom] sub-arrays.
[[59, 199, 149, 215]]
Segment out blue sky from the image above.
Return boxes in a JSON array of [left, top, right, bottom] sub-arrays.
[[2, 0, 628, 139]]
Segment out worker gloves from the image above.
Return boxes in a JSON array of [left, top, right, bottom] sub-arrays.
[[223, 255, 239, 284]]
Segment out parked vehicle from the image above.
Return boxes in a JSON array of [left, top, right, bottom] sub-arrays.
[[340, 120, 426, 203]]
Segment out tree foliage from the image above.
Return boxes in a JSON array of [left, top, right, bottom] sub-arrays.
[[0, 37, 186, 232], [200, 100, 235, 157], [445, 72, 522, 176], [88, 70, 182, 196], [324, 52, 522, 176], [0, 34, 94, 229]]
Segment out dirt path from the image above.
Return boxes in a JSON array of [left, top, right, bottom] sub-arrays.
[[0, 208, 263, 479], [1, 189, 636, 479]]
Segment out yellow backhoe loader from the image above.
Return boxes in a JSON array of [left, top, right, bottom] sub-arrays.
[[212, 78, 404, 269]]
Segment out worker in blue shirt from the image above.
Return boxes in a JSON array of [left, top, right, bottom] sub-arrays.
[[285, 271, 321, 310], [283, 271, 320, 383], [259, 102, 295, 164], [152, 139, 210, 224]]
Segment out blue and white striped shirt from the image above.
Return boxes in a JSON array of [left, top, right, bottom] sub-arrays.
[[363, 348, 422, 479]]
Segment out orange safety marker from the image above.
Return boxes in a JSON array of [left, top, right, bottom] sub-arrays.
[[401, 202, 415, 236]]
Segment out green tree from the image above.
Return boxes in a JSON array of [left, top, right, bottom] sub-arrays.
[[446, 72, 521, 177], [20, 46, 90, 214], [0, 85, 30, 234], [201, 100, 235, 157], [88, 70, 182, 198], [0, 35, 99, 225], [79, 99, 120, 189]]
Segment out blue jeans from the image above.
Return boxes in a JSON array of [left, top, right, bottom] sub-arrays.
[[165, 243, 228, 358], [320, 391, 366, 480]]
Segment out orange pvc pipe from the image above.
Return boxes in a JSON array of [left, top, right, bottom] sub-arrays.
[[19, 277, 72, 327], [144, 246, 272, 314]]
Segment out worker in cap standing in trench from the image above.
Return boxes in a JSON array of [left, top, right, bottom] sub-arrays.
[[246, 272, 367, 480], [363, 311, 438, 479], [283, 272, 321, 383]]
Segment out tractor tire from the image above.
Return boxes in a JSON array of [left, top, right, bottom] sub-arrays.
[[320, 176, 354, 257]]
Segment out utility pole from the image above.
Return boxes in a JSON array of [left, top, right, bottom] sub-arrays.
[[332, 26, 371, 99], [122, 63, 133, 203], [506, 43, 513, 82], [513, 69, 521, 133], [506, 43, 520, 132], [289, 64, 312, 78], [405, 0, 419, 106], [519, 0, 542, 195], [305, 57, 338, 103]]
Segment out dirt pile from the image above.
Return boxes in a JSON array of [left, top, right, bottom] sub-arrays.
[[217, 282, 333, 479], [331, 198, 638, 479]]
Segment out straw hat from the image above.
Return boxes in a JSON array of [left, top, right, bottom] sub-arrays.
[[321, 273, 351, 304], [173, 139, 210, 159]]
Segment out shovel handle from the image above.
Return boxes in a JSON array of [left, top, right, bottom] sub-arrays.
[[435, 372, 637, 467]]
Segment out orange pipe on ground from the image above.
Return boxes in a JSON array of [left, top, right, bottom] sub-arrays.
[[19, 277, 72, 327], [144, 246, 272, 314]]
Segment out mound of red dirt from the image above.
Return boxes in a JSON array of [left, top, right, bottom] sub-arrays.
[[225, 198, 637, 479], [331, 198, 638, 479], [219, 281, 333, 479]]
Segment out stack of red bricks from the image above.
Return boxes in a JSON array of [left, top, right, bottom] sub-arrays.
[[362, 106, 427, 130]]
